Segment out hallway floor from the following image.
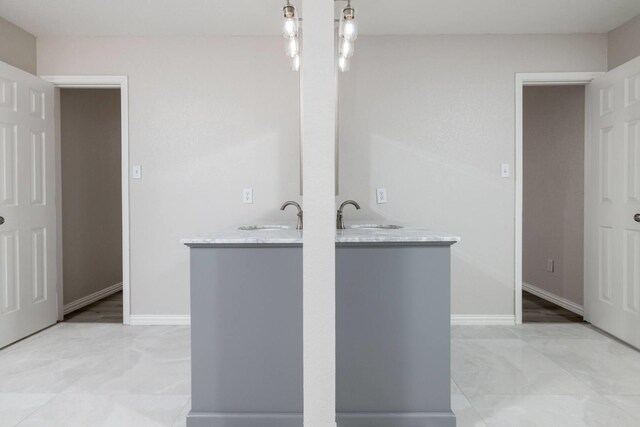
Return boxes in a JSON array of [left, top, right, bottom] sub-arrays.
[[1, 323, 640, 426], [64, 292, 123, 324], [522, 291, 584, 323]]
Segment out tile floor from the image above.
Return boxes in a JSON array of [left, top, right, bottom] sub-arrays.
[[1, 322, 640, 426]]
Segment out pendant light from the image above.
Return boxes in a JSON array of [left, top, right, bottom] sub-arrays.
[[291, 54, 301, 71], [282, 0, 301, 71], [282, 1, 299, 39], [280, 0, 358, 73], [338, 0, 357, 72], [339, 2, 357, 41], [338, 56, 350, 72]]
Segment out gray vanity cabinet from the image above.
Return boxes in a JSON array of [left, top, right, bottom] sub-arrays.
[[185, 239, 456, 427], [187, 245, 303, 427], [336, 243, 455, 427]]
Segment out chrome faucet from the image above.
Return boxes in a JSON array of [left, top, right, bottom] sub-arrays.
[[336, 200, 360, 230], [281, 201, 303, 230]]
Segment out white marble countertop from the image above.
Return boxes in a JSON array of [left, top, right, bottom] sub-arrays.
[[182, 224, 460, 246]]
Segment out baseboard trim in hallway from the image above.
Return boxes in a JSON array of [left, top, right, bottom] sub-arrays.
[[63, 282, 123, 315], [523, 282, 584, 316]]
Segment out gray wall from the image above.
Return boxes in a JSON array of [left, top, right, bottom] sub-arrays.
[[37, 34, 606, 318], [608, 14, 640, 70], [337, 34, 605, 317], [61, 89, 122, 305], [0, 16, 36, 74], [522, 86, 585, 306], [38, 37, 301, 316]]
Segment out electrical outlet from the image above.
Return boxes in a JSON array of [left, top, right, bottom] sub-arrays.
[[546, 259, 554, 273], [376, 188, 388, 204], [501, 163, 510, 178], [132, 165, 142, 179], [243, 188, 253, 204]]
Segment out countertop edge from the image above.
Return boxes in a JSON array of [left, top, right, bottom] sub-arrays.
[[182, 237, 461, 247], [182, 226, 460, 246]]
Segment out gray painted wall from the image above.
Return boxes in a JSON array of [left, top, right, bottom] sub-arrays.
[[60, 89, 122, 305], [337, 34, 606, 317], [608, 14, 640, 70], [523, 86, 585, 306], [38, 34, 606, 318], [37, 37, 302, 316], [0, 16, 36, 74]]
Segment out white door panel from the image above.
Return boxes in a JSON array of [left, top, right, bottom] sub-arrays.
[[586, 56, 640, 348], [0, 61, 57, 348]]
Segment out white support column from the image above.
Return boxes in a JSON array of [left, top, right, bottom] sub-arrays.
[[301, 0, 337, 426]]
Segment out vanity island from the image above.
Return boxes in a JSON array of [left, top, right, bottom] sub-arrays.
[[182, 226, 460, 427]]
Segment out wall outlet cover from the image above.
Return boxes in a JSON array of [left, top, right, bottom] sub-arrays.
[[243, 188, 253, 204], [376, 188, 388, 204]]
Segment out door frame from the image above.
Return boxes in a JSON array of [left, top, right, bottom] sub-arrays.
[[514, 72, 603, 325], [41, 75, 131, 325]]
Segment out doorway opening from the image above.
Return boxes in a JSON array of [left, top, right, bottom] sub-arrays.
[[42, 75, 130, 325], [521, 85, 586, 323], [59, 88, 123, 323], [515, 72, 603, 325]]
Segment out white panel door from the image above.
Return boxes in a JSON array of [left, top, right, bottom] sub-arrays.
[[0, 61, 57, 348], [585, 56, 640, 348]]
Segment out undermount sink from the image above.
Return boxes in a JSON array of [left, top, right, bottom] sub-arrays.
[[349, 224, 404, 230], [238, 225, 293, 231]]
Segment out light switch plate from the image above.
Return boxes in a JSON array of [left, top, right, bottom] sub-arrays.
[[243, 188, 253, 204], [132, 165, 142, 179], [376, 188, 388, 204], [501, 163, 510, 178], [547, 259, 554, 273]]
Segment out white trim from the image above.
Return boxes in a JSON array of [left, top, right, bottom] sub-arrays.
[[54, 87, 64, 322], [130, 314, 517, 327], [129, 315, 191, 326], [42, 75, 131, 325], [63, 282, 123, 315], [514, 72, 603, 325], [522, 282, 584, 316], [451, 315, 516, 326], [40, 75, 125, 88]]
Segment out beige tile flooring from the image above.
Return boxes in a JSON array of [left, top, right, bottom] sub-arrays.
[[1, 322, 640, 426]]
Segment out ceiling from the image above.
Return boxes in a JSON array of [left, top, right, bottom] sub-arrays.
[[0, 0, 639, 37]]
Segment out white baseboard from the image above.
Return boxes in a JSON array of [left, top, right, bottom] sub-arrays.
[[128, 314, 515, 327], [523, 282, 584, 316], [129, 315, 191, 326], [63, 282, 123, 315], [451, 314, 516, 326]]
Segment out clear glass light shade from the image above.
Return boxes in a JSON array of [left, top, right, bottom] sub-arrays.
[[290, 54, 300, 71], [286, 37, 299, 57], [339, 38, 354, 58], [340, 18, 357, 41], [338, 56, 350, 72], [283, 16, 299, 39]]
